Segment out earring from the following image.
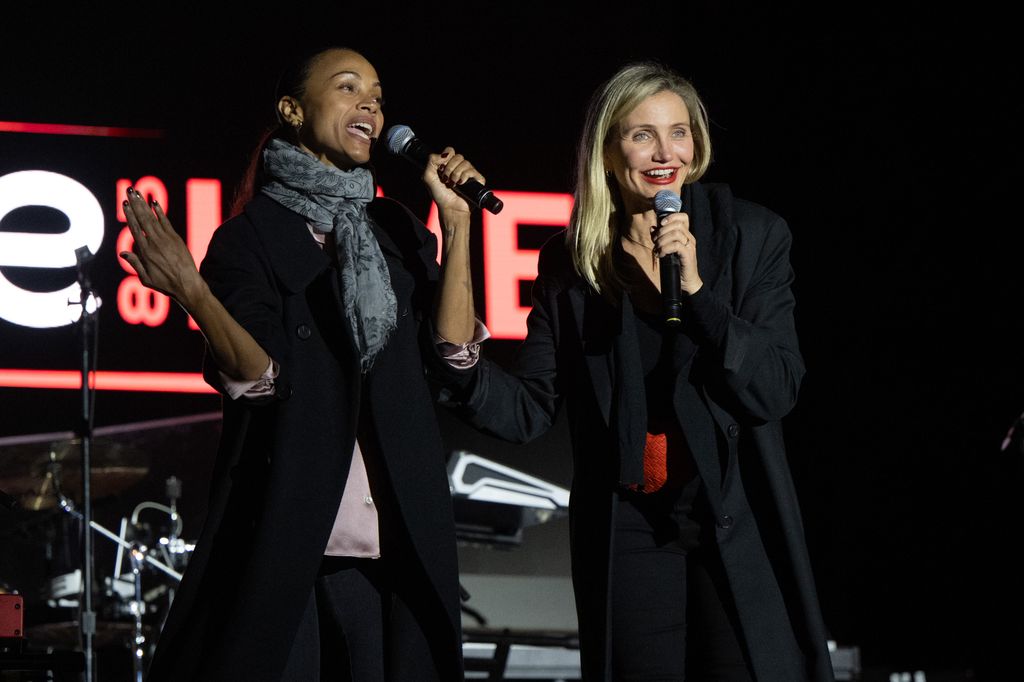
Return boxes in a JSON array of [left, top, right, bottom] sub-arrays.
[[293, 120, 303, 131]]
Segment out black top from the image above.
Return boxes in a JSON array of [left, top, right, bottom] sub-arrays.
[[630, 303, 702, 550]]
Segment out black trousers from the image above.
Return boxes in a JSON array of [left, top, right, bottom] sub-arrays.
[[280, 556, 445, 682], [611, 489, 754, 682]]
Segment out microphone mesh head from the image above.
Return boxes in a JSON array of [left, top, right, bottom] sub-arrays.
[[654, 190, 682, 214], [385, 125, 415, 155]]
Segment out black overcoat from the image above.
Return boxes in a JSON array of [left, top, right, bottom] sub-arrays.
[[433, 183, 833, 682], [146, 194, 462, 681]]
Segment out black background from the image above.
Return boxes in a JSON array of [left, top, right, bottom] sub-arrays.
[[2, 4, 1022, 676]]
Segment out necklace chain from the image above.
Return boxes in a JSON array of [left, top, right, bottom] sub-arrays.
[[621, 233, 654, 251]]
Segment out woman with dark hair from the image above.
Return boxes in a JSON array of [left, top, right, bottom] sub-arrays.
[[431, 62, 834, 681], [120, 47, 482, 681]]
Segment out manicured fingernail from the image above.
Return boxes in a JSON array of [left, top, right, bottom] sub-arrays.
[[119, 252, 129, 259], [441, 152, 450, 158], [122, 200, 129, 208]]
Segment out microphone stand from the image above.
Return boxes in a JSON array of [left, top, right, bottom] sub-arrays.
[[73, 245, 98, 682]]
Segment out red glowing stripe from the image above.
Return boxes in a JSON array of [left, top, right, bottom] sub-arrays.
[[0, 121, 165, 139], [0, 370, 215, 393]]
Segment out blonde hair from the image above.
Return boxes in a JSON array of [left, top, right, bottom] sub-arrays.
[[568, 62, 712, 294]]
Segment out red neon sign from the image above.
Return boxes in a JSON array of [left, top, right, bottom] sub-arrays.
[[1, 120, 577, 392], [483, 191, 574, 339], [0, 369, 214, 393], [0, 121, 165, 139], [1, 184, 574, 391]]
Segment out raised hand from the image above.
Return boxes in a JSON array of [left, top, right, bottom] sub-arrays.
[[425, 147, 483, 345], [119, 187, 206, 309], [120, 187, 270, 381]]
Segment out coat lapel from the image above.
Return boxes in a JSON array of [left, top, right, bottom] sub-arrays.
[[244, 194, 331, 295], [568, 283, 648, 484], [689, 182, 736, 311], [671, 182, 736, 502], [570, 284, 615, 427], [245, 194, 361, 367]]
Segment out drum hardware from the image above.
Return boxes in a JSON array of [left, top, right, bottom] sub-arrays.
[[0, 493, 179, 676], [126, 546, 146, 682], [24, 475, 188, 681], [110, 486, 191, 682], [1, 414, 219, 678], [0, 438, 149, 513], [47, 570, 83, 608]]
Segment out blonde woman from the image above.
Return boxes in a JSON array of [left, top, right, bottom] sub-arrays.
[[435, 62, 833, 681]]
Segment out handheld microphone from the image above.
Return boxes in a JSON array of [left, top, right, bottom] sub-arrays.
[[654, 190, 683, 327], [385, 125, 504, 214]]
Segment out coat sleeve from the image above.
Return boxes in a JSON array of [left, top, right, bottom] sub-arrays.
[[682, 209, 805, 423], [198, 219, 290, 402], [428, 240, 566, 444]]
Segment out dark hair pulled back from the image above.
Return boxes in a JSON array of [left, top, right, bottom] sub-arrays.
[[230, 46, 360, 216]]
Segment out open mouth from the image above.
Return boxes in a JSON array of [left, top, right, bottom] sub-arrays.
[[347, 121, 375, 141], [641, 168, 678, 183]]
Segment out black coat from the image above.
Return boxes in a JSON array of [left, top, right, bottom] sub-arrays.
[[433, 183, 833, 682], [146, 194, 462, 681]]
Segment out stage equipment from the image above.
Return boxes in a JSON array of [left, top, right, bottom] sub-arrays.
[[828, 639, 861, 681], [0, 595, 23, 642], [449, 451, 579, 679], [448, 450, 570, 548], [463, 629, 580, 681], [0, 415, 215, 681]]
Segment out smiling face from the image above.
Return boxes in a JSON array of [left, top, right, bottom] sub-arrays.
[[605, 89, 694, 213], [279, 48, 383, 170]]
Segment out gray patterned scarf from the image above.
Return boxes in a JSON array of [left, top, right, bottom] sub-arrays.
[[261, 138, 396, 372]]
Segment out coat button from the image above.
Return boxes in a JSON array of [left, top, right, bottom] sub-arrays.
[[296, 324, 311, 340], [727, 423, 740, 438], [717, 514, 734, 530], [278, 385, 293, 400]]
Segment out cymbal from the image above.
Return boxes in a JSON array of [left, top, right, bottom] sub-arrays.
[[0, 437, 149, 511]]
